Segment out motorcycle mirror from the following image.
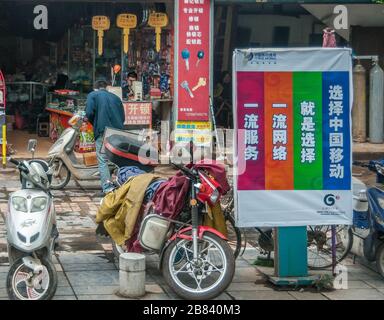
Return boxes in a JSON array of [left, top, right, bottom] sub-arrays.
[[27, 139, 37, 157]]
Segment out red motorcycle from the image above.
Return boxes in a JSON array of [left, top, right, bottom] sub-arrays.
[[110, 162, 235, 300]]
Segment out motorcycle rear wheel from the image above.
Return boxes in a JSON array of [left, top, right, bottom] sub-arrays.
[[162, 232, 235, 300], [7, 256, 58, 300], [50, 159, 71, 190]]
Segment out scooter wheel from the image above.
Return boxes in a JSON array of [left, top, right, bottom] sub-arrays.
[[6, 256, 58, 300], [50, 160, 71, 190], [376, 243, 384, 278]]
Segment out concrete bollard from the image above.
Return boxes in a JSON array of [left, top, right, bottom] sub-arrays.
[[119, 252, 146, 298]]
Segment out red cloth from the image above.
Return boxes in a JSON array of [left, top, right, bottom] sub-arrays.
[[152, 175, 190, 218], [152, 161, 229, 218], [322, 28, 337, 48]]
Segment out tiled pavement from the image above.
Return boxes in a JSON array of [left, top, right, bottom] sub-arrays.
[[2, 169, 384, 300]]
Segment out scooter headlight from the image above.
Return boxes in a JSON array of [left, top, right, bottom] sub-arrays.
[[12, 196, 28, 213], [31, 197, 48, 212]]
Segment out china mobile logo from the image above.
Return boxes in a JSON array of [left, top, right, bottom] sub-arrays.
[[324, 194, 340, 206]]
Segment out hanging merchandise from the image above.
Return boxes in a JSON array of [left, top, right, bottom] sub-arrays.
[[352, 62, 367, 142], [148, 12, 168, 52], [92, 16, 110, 56], [369, 57, 384, 143], [117, 13, 137, 55]]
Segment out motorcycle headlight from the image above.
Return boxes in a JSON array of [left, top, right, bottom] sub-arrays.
[[210, 189, 220, 205], [12, 197, 28, 213], [31, 197, 48, 212]]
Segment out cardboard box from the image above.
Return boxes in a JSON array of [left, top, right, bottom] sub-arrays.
[[83, 152, 98, 167]]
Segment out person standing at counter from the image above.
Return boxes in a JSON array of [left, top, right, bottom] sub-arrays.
[[86, 80, 125, 195]]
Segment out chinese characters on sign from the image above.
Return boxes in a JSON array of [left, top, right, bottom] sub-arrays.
[[176, 0, 211, 121], [244, 114, 259, 161], [300, 101, 316, 164], [328, 85, 344, 179], [272, 113, 288, 161], [123, 102, 152, 127]]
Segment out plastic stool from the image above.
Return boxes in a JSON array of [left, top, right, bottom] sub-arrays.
[[38, 122, 49, 137]]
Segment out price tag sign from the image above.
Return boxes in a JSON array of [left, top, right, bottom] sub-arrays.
[[148, 12, 168, 52], [92, 16, 110, 56], [117, 14, 137, 54]]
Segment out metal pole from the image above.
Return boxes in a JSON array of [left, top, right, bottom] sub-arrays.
[[331, 225, 337, 276]]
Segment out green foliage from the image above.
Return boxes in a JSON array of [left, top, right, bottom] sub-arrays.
[[313, 274, 334, 291]]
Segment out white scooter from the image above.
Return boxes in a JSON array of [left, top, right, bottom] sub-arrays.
[[47, 111, 117, 189], [6, 140, 58, 300]]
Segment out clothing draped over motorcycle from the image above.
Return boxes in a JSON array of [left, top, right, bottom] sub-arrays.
[[96, 173, 161, 245], [96, 161, 229, 248]]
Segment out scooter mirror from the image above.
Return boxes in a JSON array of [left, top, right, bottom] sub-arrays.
[[27, 139, 37, 155]]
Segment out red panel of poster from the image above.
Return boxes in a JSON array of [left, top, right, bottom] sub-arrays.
[[176, 0, 211, 121], [123, 102, 152, 127]]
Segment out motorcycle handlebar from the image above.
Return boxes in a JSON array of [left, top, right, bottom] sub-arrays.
[[171, 162, 196, 179], [8, 158, 20, 166]]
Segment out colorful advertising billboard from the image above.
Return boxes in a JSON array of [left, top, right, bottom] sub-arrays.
[[233, 48, 353, 227]]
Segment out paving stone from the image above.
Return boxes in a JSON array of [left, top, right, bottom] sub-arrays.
[[227, 282, 273, 292], [0, 266, 9, 273], [0, 287, 7, 298], [77, 294, 130, 300], [362, 279, 384, 289], [346, 280, 375, 289], [58, 253, 110, 264], [65, 270, 119, 286], [232, 267, 260, 283], [139, 293, 170, 300], [145, 284, 164, 294], [322, 288, 384, 300], [60, 262, 116, 272], [55, 286, 75, 296], [288, 291, 328, 300], [72, 285, 118, 295], [53, 295, 77, 300], [228, 290, 295, 300], [214, 292, 233, 300]]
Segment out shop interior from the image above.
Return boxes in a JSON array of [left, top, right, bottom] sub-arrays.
[[1, 2, 384, 158], [0, 1, 174, 157]]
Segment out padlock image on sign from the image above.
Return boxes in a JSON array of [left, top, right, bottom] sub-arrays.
[[92, 16, 110, 56]]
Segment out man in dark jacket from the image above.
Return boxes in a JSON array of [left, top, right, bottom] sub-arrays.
[[86, 80, 125, 194]]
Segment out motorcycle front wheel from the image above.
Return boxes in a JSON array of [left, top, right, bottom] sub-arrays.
[[50, 159, 71, 190], [162, 232, 235, 300], [6, 256, 58, 300]]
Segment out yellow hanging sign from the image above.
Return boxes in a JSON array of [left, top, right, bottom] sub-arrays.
[[92, 16, 110, 56], [148, 12, 168, 52], [117, 14, 137, 54]]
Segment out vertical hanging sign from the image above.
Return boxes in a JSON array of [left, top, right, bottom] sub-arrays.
[[175, 0, 212, 121], [0, 70, 6, 165]]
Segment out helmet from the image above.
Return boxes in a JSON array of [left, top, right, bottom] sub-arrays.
[[29, 161, 50, 188]]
